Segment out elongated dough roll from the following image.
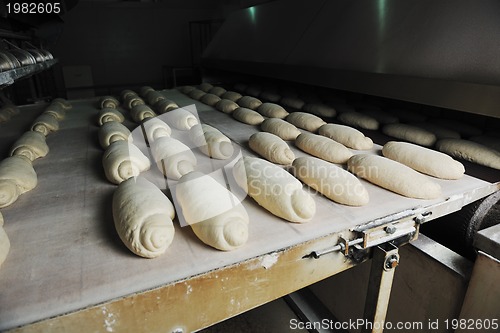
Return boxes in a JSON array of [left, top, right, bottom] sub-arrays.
[[200, 93, 221, 107], [257, 103, 289, 119], [179, 85, 196, 95], [31, 113, 59, 136], [100, 96, 120, 109], [233, 107, 265, 125], [292, 156, 369, 206], [281, 97, 305, 111], [155, 99, 179, 114], [295, 132, 352, 164], [362, 109, 398, 125], [260, 91, 281, 103], [199, 82, 214, 93], [470, 135, 500, 152], [249, 132, 295, 165], [52, 98, 72, 110], [383, 123, 437, 147], [102, 141, 151, 185], [261, 118, 301, 141], [338, 111, 379, 130], [176, 172, 249, 250], [151, 137, 196, 180], [124, 95, 145, 110], [98, 122, 131, 149], [139, 86, 155, 98], [146, 91, 165, 106], [0, 212, 10, 268], [120, 89, 137, 101], [286, 112, 326, 133], [221, 91, 242, 102], [44, 104, 65, 121], [130, 104, 156, 123], [302, 103, 336, 118], [382, 141, 464, 179], [113, 177, 175, 258], [188, 89, 206, 100], [347, 154, 441, 199], [162, 108, 199, 130], [238, 96, 262, 110], [189, 124, 233, 159], [411, 122, 460, 140], [97, 107, 125, 126], [209, 86, 227, 97], [143, 117, 171, 143], [436, 139, 500, 170], [0, 155, 37, 208], [233, 156, 315, 223], [388, 109, 426, 123], [318, 124, 373, 150], [9, 131, 49, 161], [216, 99, 239, 114]]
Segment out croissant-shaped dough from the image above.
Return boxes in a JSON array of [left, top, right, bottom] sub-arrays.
[[150, 137, 196, 180], [146, 91, 165, 106], [102, 141, 151, 185], [100, 96, 120, 109], [176, 172, 249, 251], [0, 155, 37, 208], [44, 104, 66, 121], [97, 107, 125, 126], [31, 113, 59, 136], [0, 211, 10, 268], [155, 99, 179, 114], [189, 124, 233, 159], [139, 86, 155, 98], [120, 89, 137, 101], [52, 98, 72, 110], [124, 95, 145, 110], [233, 156, 315, 223], [113, 177, 175, 258], [130, 104, 156, 123], [9, 131, 49, 161], [143, 117, 171, 143], [248, 132, 295, 165], [98, 122, 132, 149], [162, 108, 198, 130]]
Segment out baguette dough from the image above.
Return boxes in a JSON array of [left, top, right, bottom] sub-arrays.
[[100, 96, 120, 109], [0, 212, 10, 268], [286, 112, 326, 132], [382, 141, 464, 179], [162, 108, 199, 130], [44, 104, 65, 121], [113, 177, 175, 258], [410, 122, 461, 140], [338, 111, 379, 130], [221, 91, 242, 102], [388, 109, 426, 123], [302, 103, 336, 118], [257, 103, 289, 119], [362, 109, 398, 125], [179, 85, 196, 94], [130, 104, 156, 123], [98, 121, 132, 149], [155, 99, 179, 114], [261, 118, 301, 141], [150, 137, 197, 180], [436, 139, 500, 170], [259, 91, 281, 103], [102, 141, 151, 185], [0, 155, 37, 208], [232, 107, 265, 125], [280, 97, 305, 110], [143, 117, 172, 143], [216, 99, 239, 114], [248, 132, 295, 165], [295, 132, 353, 164], [233, 156, 316, 223], [292, 156, 369, 206], [347, 154, 442, 199], [176, 172, 249, 251], [238, 96, 262, 110], [318, 124, 373, 150], [209, 86, 227, 97], [199, 82, 214, 93], [97, 107, 125, 126], [31, 113, 59, 136], [124, 95, 145, 110], [188, 89, 206, 100], [470, 135, 500, 152], [382, 123, 437, 147], [52, 98, 72, 110], [200, 93, 221, 107], [9, 131, 49, 161], [189, 124, 234, 159]]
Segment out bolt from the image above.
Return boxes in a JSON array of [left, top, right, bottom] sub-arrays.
[[385, 255, 399, 270], [384, 225, 396, 234]]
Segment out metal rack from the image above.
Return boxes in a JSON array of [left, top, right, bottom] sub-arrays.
[[0, 59, 58, 87]]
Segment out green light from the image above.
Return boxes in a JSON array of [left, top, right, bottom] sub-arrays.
[[248, 6, 256, 24]]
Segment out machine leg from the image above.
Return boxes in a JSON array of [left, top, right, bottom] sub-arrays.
[[361, 243, 400, 333]]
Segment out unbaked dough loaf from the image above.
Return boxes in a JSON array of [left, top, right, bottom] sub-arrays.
[[200, 93, 221, 107], [139, 86, 155, 98], [382, 123, 437, 147], [248, 132, 295, 165], [286, 112, 326, 132], [470, 135, 500, 152], [189, 124, 234, 159], [382, 141, 465, 179], [338, 111, 379, 130], [97, 107, 125, 126], [143, 117, 172, 143], [0, 155, 37, 208], [295, 132, 352, 164], [120, 90, 138, 101], [259, 91, 281, 103], [410, 122, 460, 140], [124, 95, 145, 110], [388, 109, 426, 123], [361, 109, 398, 125], [233, 156, 316, 223], [261, 118, 301, 141], [98, 121, 132, 149], [102, 141, 151, 185], [162, 108, 199, 130], [238, 96, 262, 110], [281, 97, 305, 111], [52, 98, 72, 110], [176, 172, 249, 251], [257, 103, 289, 119], [209, 86, 227, 97], [150, 137, 197, 180], [130, 104, 156, 123], [146, 91, 166, 106], [179, 85, 196, 95], [44, 104, 66, 121], [232, 107, 265, 125], [436, 139, 500, 170], [9, 131, 49, 161], [188, 89, 206, 100], [113, 177, 175, 258], [0, 211, 10, 268], [318, 124, 373, 150], [302, 103, 336, 118], [154, 99, 179, 114], [198, 82, 214, 93], [216, 99, 239, 114], [221, 91, 242, 102], [347, 154, 441, 199], [31, 113, 59, 136], [292, 156, 369, 206], [100, 96, 120, 109]]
